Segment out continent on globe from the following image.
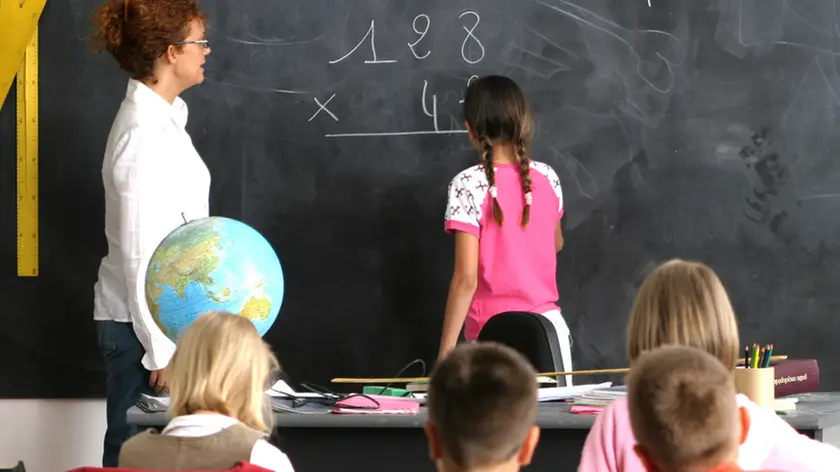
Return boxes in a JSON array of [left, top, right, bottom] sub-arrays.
[[144, 217, 285, 341]]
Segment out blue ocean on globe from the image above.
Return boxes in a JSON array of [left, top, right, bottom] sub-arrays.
[[144, 216, 284, 342]]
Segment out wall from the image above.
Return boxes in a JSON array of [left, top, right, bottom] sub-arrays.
[[0, 400, 106, 472]]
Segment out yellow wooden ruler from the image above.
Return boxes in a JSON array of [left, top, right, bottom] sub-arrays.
[[0, 0, 47, 104], [1, 0, 46, 276], [16, 26, 39, 276]]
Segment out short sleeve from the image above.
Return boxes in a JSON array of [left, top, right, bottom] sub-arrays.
[[444, 176, 481, 238], [545, 166, 564, 219]]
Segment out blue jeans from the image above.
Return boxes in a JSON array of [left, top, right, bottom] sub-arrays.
[[97, 320, 152, 467]]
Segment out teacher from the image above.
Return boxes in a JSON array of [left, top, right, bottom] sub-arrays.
[[90, 0, 212, 467]]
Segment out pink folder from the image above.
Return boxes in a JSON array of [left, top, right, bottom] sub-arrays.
[[333, 394, 420, 414], [570, 405, 604, 414]]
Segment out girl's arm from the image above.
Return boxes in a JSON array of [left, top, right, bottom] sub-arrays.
[[555, 219, 564, 252], [438, 231, 479, 359]]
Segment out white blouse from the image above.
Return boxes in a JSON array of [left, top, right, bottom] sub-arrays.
[[93, 79, 211, 370]]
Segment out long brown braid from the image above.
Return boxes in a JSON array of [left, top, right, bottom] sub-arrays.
[[463, 75, 535, 227], [515, 135, 533, 227], [481, 137, 504, 225]]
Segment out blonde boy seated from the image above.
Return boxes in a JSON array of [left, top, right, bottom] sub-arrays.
[[424, 342, 541, 472], [628, 345, 780, 472]]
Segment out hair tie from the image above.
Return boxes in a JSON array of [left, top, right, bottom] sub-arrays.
[[524, 192, 532, 205], [489, 186, 498, 199]]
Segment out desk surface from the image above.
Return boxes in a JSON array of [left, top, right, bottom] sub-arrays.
[[128, 392, 840, 431]]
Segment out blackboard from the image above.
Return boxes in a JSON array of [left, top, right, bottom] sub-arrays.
[[2, 0, 840, 398]]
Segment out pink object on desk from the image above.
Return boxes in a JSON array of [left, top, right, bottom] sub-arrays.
[[570, 405, 603, 414], [333, 394, 420, 414]]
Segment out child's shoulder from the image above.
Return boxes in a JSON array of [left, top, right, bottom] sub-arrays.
[[449, 163, 490, 189], [528, 159, 560, 180], [448, 164, 490, 193]]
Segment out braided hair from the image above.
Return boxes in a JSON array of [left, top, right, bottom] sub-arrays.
[[463, 75, 535, 227]]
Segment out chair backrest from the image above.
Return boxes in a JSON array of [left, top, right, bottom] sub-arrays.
[[66, 461, 271, 472], [476, 311, 567, 386], [0, 461, 25, 472]]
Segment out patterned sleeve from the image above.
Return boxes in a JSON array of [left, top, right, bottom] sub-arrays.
[[444, 175, 481, 238], [545, 165, 564, 219]]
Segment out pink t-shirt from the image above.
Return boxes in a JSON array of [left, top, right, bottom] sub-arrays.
[[443, 160, 563, 340], [578, 395, 840, 472]]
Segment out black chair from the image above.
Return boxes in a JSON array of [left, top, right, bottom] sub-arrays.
[[0, 461, 25, 472], [477, 311, 570, 386]]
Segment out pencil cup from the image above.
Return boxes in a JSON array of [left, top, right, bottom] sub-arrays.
[[733, 367, 775, 410]]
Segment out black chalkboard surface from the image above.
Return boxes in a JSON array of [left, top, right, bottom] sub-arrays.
[[2, 0, 840, 398]]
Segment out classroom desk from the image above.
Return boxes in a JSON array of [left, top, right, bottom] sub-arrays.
[[127, 392, 840, 471]]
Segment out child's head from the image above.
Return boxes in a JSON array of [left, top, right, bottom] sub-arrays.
[[627, 259, 740, 369], [424, 342, 540, 471], [463, 75, 535, 227], [628, 345, 750, 472], [167, 311, 279, 433]]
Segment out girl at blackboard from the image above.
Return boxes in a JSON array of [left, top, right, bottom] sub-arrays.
[[90, 0, 212, 466], [578, 259, 840, 472], [438, 75, 572, 384]]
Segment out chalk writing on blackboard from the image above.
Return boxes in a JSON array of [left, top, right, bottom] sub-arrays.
[[329, 20, 397, 64], [408, 14, 431, 60], [458, 11, 485, 65], [325, 79, 469, 138], [329, 11, 483, 66], [422, 80, 440, 131], [460, 74, 479, 104], [308, 94, 338, 122], [325, 11, 484, 138]]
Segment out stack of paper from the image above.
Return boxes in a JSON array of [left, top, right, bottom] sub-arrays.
[[775, 396, 798, 412], [136, 393, 169, 413], [270, 398, 334, 414], [570, 385, 627, 414], [537, 382, 613, 402], [266, 380, 327, 400]]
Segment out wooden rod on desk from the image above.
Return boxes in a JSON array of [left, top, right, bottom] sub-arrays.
[[537, 355, 787, 378], [331, 367, 628, 384], [329, 355, 788, 384]]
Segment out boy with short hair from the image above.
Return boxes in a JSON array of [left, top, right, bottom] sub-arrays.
[[424, 342, 541, 472], [627, 345, 778, 472]]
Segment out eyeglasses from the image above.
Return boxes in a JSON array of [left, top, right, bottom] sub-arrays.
[[176, 39, 210, 49]]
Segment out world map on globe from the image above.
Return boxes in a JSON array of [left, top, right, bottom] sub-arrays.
[[144, 216, 284, 342]]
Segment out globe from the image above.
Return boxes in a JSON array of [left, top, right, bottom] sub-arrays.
[[144, 216, 284, 342]]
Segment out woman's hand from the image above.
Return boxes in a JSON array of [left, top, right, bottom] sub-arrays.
[[149, 368, 168, 394]]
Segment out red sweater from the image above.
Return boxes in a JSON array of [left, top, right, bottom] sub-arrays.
[[66, 461, 271, 472]]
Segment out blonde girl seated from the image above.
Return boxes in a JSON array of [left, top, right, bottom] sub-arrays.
[[119, 312, 294, 471], [578, 259, 840, 472]]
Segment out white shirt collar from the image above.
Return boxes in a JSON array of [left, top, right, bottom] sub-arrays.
[[124, 78, 189, 130], [162, 413, 239, 437]]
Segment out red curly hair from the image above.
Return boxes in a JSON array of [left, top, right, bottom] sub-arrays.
[[91, 0, 207, 82]]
